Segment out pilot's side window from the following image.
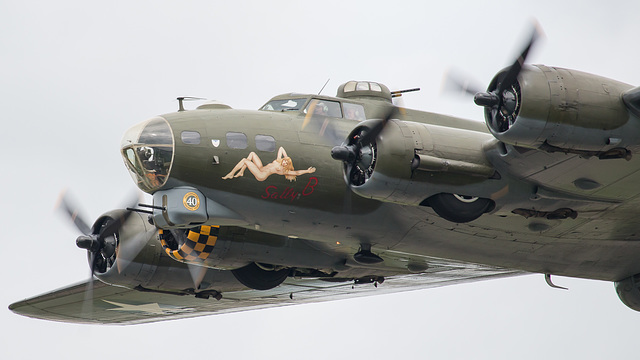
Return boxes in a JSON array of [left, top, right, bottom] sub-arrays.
[[343, 103, 366, 121], [226, 132, 248, 149], [304, 99, 342, 118], [255, 135, 276, 152]]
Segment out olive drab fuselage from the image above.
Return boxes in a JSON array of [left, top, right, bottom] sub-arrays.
[[120, 80, 640, 288]]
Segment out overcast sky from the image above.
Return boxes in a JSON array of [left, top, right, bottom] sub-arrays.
[[3, 1, 640, 359]]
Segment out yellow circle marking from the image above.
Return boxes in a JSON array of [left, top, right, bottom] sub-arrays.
[[183, 192, 200, 211]]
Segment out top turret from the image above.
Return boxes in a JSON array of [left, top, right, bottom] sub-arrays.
[[337, 81, 392, 103]]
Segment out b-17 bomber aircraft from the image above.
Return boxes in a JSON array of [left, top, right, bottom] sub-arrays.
[[11, 27, 640, 324]]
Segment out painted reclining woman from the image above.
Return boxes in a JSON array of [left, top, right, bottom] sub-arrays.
[[222, 146, 316, 182]]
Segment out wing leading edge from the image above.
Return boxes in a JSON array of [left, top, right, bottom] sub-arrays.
[[10, 265, 521, 325]]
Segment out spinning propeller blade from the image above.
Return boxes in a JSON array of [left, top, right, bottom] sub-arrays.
[[57, 190, 144, 315], [473, 22, 543, 110], [441, 69, 484, 97]]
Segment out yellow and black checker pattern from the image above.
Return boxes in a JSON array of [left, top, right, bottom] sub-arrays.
[[159, 225, 219, 262]]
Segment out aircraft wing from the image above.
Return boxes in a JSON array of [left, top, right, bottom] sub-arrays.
[[10, 265, 521, 325]]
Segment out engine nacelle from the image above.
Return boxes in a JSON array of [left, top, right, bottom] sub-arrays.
[[347, 119, 496, 200], [484, 64, 636, 153], [341, 119, 498, 222], [93, 211, 241, 296], [99, 218, 347, 291]]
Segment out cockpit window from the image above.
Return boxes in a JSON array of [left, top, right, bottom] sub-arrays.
[[260, 98, 307, 112], [121, 117, 174, 193], [343, 103, 366, 121], [304, 99, 342, 118]]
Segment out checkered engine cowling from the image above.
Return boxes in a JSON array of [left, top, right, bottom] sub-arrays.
[[158, 225, 219, 262]]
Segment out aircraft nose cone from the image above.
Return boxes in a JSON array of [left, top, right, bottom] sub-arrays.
[[120, 117, 175, 193]]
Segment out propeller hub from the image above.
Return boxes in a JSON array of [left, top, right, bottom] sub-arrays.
[[469, 24, 540, 134], [76, 235, 101, 252], [331, 145, 357, 163], [330, 106, 396, 188], [474, 92, 500, 107]]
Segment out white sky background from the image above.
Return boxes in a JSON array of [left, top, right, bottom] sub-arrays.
[[2, 0, 640, 358]]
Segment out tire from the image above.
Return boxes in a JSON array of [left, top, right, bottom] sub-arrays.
[[425, 193, 494, 223], [231, 263, 289, 290]]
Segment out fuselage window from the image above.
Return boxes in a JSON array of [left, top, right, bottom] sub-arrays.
[[343, 103, 366, 121], [181, 131, 201, 144], [255, 135, 276, 152], [226, 132, 248, 149], [304, 99, 342, 118]]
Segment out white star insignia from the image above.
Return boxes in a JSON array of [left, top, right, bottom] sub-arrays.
[[103, 300, 191, 315]]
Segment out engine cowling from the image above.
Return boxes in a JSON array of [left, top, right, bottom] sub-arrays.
[[90, 211, 238, 296], [333, 118, 498, 223], [90, 212, 282, 293], [484, 64, 636, 153]]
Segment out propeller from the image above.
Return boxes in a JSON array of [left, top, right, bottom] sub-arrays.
[[114, 227, 155, 274], [57, 191, 111, 274], [331, 105, 397, 187], [187, 263, 208, 290], [441, 69, 484, 97], [57, 191, 91, 236], [473, 23, 543, 132], [72, 210, 136, 274], [57, 191, 144, 316]]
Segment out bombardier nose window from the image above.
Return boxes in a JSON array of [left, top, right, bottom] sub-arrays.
[[121, 117, 174, 193]]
